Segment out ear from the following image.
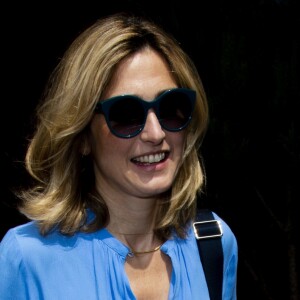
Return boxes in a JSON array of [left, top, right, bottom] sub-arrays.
[[79, 133, 91, 156]]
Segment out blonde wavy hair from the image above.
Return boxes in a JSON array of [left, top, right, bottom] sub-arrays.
[[18, 12, 209, 239]]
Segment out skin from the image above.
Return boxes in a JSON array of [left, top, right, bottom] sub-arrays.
[[87, 47, 185, 299]]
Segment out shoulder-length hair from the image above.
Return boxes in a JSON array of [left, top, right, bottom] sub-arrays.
[[18, 12, 209, 239]]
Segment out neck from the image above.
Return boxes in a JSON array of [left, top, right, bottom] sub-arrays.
[[108, 227, 162, 257], [106, 202, 160, 254], [99, 189, 161, 251], [105, 195, 158, 235], [127, 242, 164, 257]]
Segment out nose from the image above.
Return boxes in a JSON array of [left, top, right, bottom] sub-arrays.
[[140, 109, 165, 143]]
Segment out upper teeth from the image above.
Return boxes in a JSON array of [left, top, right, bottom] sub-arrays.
[[134, 153, 165, 163]]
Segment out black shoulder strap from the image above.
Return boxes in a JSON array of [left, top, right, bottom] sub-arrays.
[[193, 209, 223, 300]]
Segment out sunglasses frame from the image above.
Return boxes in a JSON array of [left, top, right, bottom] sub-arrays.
[[95, 88, 196, 138]]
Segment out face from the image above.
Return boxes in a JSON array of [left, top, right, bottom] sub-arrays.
[[88, 48, 186, 201]]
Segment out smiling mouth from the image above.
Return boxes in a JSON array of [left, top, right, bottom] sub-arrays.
[[131, 152, 168, 165]]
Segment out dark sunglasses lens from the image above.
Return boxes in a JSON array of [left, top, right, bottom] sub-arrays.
[[109, 97, 144, 137], [159, 91, 193, 130]]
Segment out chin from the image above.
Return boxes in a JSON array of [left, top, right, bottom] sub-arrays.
[[140, 182, 172, 196]]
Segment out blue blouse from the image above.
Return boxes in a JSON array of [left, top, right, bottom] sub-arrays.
[[0, 212, 237, 300]]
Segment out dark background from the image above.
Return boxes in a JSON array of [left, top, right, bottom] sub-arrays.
[[1, 1, 299, 299]]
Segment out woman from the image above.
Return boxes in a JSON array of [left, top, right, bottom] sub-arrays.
[[0, 12, 238, 299]]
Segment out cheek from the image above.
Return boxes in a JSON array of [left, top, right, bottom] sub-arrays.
[[88, 115, 111, 155], [173, 131, 186, 155], [88, 115, 130, 165]]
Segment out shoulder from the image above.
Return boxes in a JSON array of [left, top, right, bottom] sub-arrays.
[[0, 221, 84, 258], [211, 211, 238, 253], [0, 222, 40, 289], [0, 222, 43, 261], [193, 210, 237, 253], [1, 221, 36, 248], [211, 212, 238, 298], [193, 210, 238, 270], [211, 211, 238, 285], [0, 221, 92, 278]]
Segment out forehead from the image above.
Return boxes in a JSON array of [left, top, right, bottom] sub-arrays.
[[103, 48, 176, 100]]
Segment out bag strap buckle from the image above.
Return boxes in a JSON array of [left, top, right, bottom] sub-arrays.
[[193, 220, 223, 240]]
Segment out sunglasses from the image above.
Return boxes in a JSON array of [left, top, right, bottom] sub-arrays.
[[95, 88, 196, 138]]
